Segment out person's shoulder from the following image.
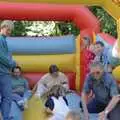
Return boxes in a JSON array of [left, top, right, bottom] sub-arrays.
[[42, 73, 50, 78], [85, 73, 92, 80], [20, 76, 28, 82], [103, 47, 110, 54], [104, 72, 115, 82], [59, 72, 66, 76]]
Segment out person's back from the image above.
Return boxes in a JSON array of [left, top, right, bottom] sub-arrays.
[[51, 96, 70, 117], [45, 85, 70, 120]]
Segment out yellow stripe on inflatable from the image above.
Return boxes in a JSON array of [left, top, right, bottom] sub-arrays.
[[112, 66, 120, 81], [2, 0, 103, 5], [13, 54, 75, 72], [75, 35, 80, 91]]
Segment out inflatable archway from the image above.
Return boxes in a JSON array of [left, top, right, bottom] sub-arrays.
[[0, 2, 101, 91], [0, 1, 120, 120]]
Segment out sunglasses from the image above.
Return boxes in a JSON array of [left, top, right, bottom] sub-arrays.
[[91, 71, 101, 75]]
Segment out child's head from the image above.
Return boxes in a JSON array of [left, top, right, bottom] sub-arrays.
[[47, 85, 65, 98], [65, 111, 80, 120], [94, 41, 104, 55], [81, 36, 91, 49]]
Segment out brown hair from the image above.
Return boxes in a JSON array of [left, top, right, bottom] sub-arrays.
[[46, 85, 66, 99]]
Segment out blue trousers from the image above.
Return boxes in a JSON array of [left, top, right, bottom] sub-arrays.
[[10, 101, 22, 120], [87, 98, 107, 113], [0, 75, 12, 120]]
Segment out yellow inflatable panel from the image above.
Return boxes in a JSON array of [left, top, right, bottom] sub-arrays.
[[104, 0, 120, 20], [112, 66, 120, 81], [24, 97, 49, 120], [75, 35, 80, 91], [2, 0, 103, 5], [13, 54, 75, 72]]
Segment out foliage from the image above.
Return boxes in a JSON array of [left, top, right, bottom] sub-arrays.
[[10, 6, 117, 37], [89, 6, 117, 38]]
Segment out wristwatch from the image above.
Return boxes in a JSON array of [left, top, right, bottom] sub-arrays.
[[104, 110, 109, 116]]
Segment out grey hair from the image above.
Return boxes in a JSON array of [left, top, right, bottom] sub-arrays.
[[90, 61, 104, 69], [0, 20, 14, 30], [66, 111, 81, 120]]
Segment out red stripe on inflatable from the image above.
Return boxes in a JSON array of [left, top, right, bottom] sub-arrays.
[[23, 72, 76, 90], [0, 2, 100, 32], [98, 33, 116, 46]]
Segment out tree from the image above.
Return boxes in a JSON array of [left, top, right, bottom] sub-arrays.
[[11, 6, 117, 37], [12, 21, 33, 36], [89, 6, 117, 38]]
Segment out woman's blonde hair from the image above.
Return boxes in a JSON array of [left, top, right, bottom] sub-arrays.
[[66, 111, 80, 120]]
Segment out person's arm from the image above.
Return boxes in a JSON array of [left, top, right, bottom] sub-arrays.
[[23, 79, 32, 100], [34, 75, 48, 97], [45, 97, 54, 114], [0, 39, 16, 68], [99, 96, 120, 120], [61, 73, 69, 89], [104, 76, 119, 113], [81, 75, 91, 120], [81, 92, 89, 120], [99, 75, 119, 119]]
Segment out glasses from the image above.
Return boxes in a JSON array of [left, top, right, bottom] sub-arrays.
[[91, 71, 101, 75]]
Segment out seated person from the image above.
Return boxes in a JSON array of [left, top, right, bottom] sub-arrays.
[[81, 61, 119, 120], [35, 64, 69, 98], [10, 66, 32, 120], [44, 85, 70, 120], [65, 111, 81, 120]]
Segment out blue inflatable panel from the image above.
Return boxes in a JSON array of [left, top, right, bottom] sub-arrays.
[[7, 35, 76, 54]]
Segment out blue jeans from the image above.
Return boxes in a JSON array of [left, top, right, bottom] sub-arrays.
[[87, 98, 107, 113], [10, 101, 22, 120], [0, 75, 12, 120]]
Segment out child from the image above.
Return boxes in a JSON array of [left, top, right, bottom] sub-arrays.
[[45, 85, 70, 120], [65, 111, 80, 120]]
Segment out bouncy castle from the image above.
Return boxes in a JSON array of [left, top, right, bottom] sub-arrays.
[[0, 0, 120, 119]]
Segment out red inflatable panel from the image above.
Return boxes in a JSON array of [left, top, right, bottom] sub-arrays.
[[98, 33, 116, 46], [23, 72, 76, 90], [0, 2, 100, 32]]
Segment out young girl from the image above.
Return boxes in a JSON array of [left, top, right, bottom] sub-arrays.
[[45, 85, 70, 120]]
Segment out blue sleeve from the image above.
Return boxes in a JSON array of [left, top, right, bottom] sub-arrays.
[[0, 37, 16, 68], [45, 98, 54, 111], [23, 80, 32, 100], [109, 75, 119, 97], [82, 74, 92, 94]]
